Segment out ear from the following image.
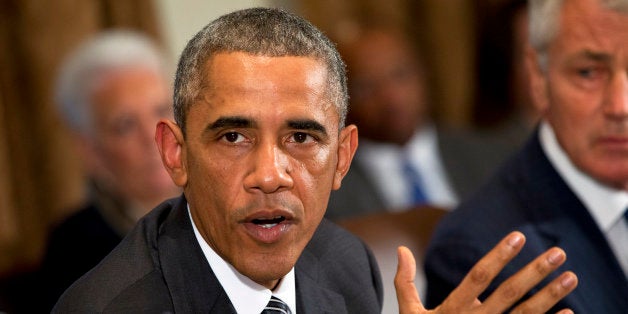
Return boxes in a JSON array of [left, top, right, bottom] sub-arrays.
[[525, 44, 550, 114], [332, 124, 358, 190], [155, 119, 188, 187]]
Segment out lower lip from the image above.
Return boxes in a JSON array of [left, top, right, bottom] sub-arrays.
[[243, 222, 291, 243], [597, 137, 628, 150]]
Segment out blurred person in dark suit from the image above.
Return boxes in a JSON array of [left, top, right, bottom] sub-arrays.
[[425, 0, 628, 312], [326, 25, 512, 220], [38, 30, 181, 310]]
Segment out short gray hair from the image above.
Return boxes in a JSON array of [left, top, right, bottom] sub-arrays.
[[55, 30, 170, 135], [173, 7, 348, 135], [528, 0, 628, 70]]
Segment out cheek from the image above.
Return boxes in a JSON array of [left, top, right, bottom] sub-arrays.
[[548, 69, 602, 116], [298, 150, 336, 211], [98, 140, 139, 170], [185, 150, 241, 207], [546, 85, 599, 153]]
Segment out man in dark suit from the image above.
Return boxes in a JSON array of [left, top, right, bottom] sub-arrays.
[[326, 25, 513, 220], [54, 7, 577, 313], [425, 0, 628, 312]]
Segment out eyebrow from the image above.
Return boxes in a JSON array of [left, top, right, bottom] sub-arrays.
[[204, 116, 328, 136], [579, 50, 612, 63], [287, 119, 327, 136], [207, 116, 255, 130]]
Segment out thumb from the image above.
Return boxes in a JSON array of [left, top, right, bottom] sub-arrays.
[[395, 246, 425, 314]]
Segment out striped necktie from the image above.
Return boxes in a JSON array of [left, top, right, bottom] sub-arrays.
[[261, 296, 292, 314]]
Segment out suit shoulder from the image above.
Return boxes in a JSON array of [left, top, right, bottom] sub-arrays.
[[53, 268, 172, 313], [53, 200, 178, 312], [307, 219, 371, 258], [299, 219, 383, 312]]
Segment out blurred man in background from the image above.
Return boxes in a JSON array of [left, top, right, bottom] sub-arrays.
[[38, 30, 181, 310], [326, 24, 511, 220], [425, 0, 628, 312]]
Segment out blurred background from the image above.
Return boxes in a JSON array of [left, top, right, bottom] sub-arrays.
[[0, 0, 528, 288]]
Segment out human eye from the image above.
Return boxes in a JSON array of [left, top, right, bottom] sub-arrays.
[[576, 67, 601, 79], [220, 131, 246, 144], [569, 63, 609, 90], [109, 116, 138, 137], [288, 132, 316, 144]]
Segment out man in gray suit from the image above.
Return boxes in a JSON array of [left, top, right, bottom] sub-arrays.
[[327, 25, 512, 220], [54, 7, 577, 313]]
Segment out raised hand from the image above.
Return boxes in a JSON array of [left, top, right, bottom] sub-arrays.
[[395, 231, 578, 314]]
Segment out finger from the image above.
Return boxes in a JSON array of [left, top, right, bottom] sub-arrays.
[[445, 231, 525, 307], [509, 271, 578, 314], [394, 246, 424, 314], [481, 247, 569, 312]]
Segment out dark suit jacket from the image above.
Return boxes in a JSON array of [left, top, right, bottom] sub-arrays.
[[326, 128, 513, 220], [424, 131, 628, 313], [40, 203, 123, 311], [53, 196, 383, 313]]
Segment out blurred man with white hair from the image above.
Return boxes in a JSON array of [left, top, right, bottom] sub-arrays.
[[39, 30, 180, 310]]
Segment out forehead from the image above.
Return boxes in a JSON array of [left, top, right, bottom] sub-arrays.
[[195, 52, 339, 125], [556, 0, 628, 56], [91, 68, 168, 109]]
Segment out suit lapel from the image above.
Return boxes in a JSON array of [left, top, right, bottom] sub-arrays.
[[511, 134, 628, 312], [295, 248, 348, 314], [157, 196, 236, 313]]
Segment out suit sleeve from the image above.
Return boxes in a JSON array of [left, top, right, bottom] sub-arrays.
[[424, 239, 483, 308]]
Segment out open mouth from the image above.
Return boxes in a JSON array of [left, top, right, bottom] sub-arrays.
[[251, 216, 286, 228]]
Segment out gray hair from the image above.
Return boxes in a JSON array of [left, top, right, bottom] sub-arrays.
[[173, 7, 348, 135], [528, 0, 628, 71], [55, 30, 170, 135]]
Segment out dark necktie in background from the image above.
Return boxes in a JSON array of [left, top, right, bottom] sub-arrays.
[[261, 296, 292, 314], [402, 155, 428, 205]]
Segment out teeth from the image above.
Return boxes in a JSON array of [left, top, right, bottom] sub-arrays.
[[252, 216, 285, 228]]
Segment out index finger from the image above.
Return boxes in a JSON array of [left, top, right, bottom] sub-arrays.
[[445, 231, 525, 306]]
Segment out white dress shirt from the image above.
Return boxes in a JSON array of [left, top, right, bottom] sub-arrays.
[[188, 207, 297, 313], [540, 122, 628, 277], [357, 126, 458, 211]]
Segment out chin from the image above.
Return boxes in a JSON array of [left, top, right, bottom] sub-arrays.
[[242, 258, 295, 287]]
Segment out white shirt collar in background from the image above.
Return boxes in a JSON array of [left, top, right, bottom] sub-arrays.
[[539, 122, 628, 231], [540, 122, 628, 277], [358, 125, 458, 210]]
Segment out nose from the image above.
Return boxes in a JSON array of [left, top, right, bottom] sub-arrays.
[[604, 72, 628, 120], [243, 142, 293, 194]]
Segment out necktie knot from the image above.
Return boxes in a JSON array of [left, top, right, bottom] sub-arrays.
[[261, 296, 292, 314]]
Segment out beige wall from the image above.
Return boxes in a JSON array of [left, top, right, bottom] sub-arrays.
[[155, 0, 278, 64]]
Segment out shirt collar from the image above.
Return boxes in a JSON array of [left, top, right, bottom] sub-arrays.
[[187, 205, 297, 314], [539, 122, 628, 231]]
